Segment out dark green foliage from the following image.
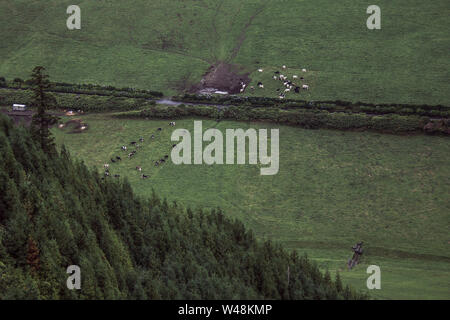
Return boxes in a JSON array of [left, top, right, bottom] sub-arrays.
[[117, 104, 444, 135], [0, 88, 155, 113], [0, 113, 367, 299], [29, 67, 59, 154], [174, 94, 450, 118], [0, 78, 163, 105]]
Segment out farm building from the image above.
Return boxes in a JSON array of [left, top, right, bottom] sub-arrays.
[[12, 104, 27, 111]]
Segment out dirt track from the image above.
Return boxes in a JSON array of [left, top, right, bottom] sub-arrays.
[[190, 3, 266, 95]]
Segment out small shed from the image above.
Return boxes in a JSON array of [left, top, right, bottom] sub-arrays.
[[12, 104, 27, 111]]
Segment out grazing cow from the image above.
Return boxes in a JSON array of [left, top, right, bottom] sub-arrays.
[[258, 69, 263, 72], [282, 65, 286, 69], [130, 141, 136, 145], [172, 144, 177, 148], [114, 174, 120, 178], [284, 88, 290, 92], [169, 122, 176, 126], [257, 82, 264, 88], [279, 95, 285, 99], [154, 161, 159, 166], [302, 68, 307, 72], [151, 135, 155, 139], [139, 137, 144, 142], [293, 75, 298, 79], [105, 171, 110, 177], [116, 156, 122, 161], [136, 166, 142, 172], [302, 84, 309, 90], [128, 152, 134, 158], [164, 155, 169, 159], [273, 76, 277, 80], [157, 128, 162, 131], [111, 158, 116, 163], [104, 164, 109, 169], [160, 159, 165, 163], [121, 145, 127, 151], [294, 86, 300, 93], [274, 71, 280, 74], [141, 174, 149, 179]]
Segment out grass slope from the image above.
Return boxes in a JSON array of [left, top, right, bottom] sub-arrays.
[[1, 0, 449, 104], [52, 114, 450, 299]]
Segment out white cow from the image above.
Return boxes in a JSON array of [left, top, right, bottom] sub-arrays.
[[293, 75, 298, 79], [258, 69, 263, 72], [302, 84, 309, 90], [302, 68, 307, 72]]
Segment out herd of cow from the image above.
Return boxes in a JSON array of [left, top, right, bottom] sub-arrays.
[[102, 122, 176, 180], [243, 65, 310, 99]]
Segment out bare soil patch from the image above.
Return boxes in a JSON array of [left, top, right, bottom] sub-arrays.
[[59, 118, 89, 134], [191, 62, 250, 94]]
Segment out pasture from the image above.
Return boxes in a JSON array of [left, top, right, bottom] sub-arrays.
[[1, 0, 449, 104], [52, 114, 450, 299]]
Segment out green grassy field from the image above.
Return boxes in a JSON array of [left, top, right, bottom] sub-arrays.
[[1, 0, 449, 104], [52, 114, 450, 299]]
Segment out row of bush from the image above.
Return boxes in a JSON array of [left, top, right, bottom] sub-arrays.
[[0, 88, 155, 112], [0, 77, 163, 99], [173, 94, 450, 118], [115, 104, 449, 135]]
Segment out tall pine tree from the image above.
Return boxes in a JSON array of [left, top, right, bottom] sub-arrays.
[[29, 66, 58, 155]]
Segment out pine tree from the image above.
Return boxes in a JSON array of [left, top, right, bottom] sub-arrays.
[[323, 269, 331, 284], [335, 271, 343, 293], [27, 236, 40, 273], [29, 66, 58, 155]]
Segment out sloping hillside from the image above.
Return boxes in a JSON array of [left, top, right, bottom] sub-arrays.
[[0, 0, 449, 104], [0, 113, 364, 299]]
